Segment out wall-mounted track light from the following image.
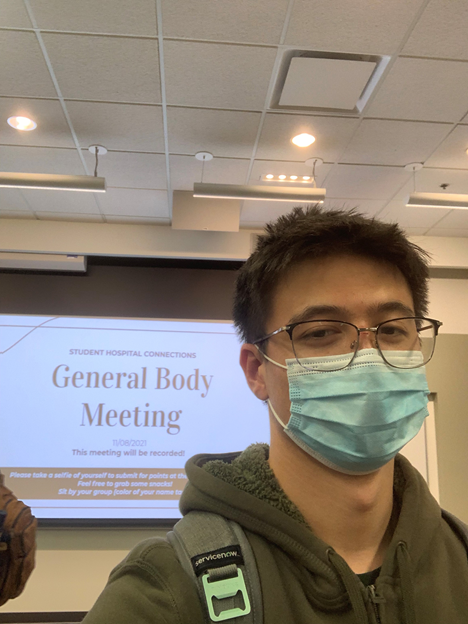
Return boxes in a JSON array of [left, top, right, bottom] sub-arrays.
[[193, 182, 326, 203], [406, 192, 468, 210], [0, 145, 107, 192], [0, 172, 106, 192]]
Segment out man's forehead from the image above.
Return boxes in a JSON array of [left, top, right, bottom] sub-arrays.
[[288, 301, 416, 325], [267, 254, 415, 326], [275, 254, 409, 291]]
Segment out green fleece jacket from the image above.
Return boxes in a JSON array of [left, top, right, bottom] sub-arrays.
[[82, 445, 468, 623]]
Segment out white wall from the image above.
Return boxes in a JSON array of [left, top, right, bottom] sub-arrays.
[[428, 278, 468, 335]]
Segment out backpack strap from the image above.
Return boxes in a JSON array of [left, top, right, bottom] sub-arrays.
[[0, 510, 7, 551], [167, 511, 263, 624], [442, 508, 468, 555]]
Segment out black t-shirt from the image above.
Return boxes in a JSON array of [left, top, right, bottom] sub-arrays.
[[356, 567, 381, 587]]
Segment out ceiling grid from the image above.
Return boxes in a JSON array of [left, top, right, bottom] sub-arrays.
[[156, 0, 172, 220], [318, 0, 434, 215], [0, 0, 466, 236], [22, 0, 107, 222], [241, 0, 297, 219]]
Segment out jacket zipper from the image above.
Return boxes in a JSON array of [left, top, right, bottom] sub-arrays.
[[367, 584, 382, 624]]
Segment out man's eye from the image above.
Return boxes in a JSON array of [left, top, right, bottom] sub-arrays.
[[380, 325, 407, 336], [299, 328, 340, 340]]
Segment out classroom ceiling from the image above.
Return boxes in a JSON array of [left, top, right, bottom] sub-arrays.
[[1, 0, 468, 237]]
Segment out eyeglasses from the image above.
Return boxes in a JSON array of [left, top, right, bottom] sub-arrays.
[[252, 317, 443, 371]]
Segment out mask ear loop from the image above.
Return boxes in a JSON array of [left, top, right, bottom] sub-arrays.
[[254, 345, 289, 428], [268, 399, 288, 429], [254, 344, 287, 369]]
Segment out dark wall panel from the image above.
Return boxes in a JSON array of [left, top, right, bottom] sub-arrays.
[[0, 261, 240, 321]]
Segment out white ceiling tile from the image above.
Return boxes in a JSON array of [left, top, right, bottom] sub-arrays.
[[392, 178, 419, 201], [324, 199, 386, 218], [106, 215, 170, 225], [378, 199, 448, 228], [249, 160, 333, 185], [402, 227, 431, 236], [18, 189, 101, 214], [425, 207, 468, 230], [285, 0, 425, 54], [167, 108, 261, 159], [42, 33, 161, 103], [0, 189, 36, 212], [419, 168, 468, 194], [29, 0, 158, 36], [0, 146, 85, 174], [170, 155, 250, 191], [424, 228, 468, 238], [393, 168, 468, 200], [164, 41, 276, 109], [0, 31, 56, 98], [324, 165, 410, 200], [35, 212, 104, 222], [0, 1, 32, 28], [66, 101, 164, 152], [403, 0, 468, 60], [82, 150, 167, 189], [366, 58, 468, 122], [341, 120, 451, 166], [0, 98, 75, 148], [0, 211, 36, 219], [424, 126, 468, 168], [256, 114, 359, 162], [161, 0, 289, 44], [98, 188, 169, 217]]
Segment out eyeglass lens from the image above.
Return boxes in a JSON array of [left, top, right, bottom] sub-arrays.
[[291, 319, 436, 371]]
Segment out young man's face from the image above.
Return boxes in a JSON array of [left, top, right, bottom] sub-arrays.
[[244, 253, 416, 423]]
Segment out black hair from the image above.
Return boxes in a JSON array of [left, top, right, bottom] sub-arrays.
[[233, 205, 431, 343]]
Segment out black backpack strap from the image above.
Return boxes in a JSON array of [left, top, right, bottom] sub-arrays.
[[167, 511, 262, 624], [441, 508, 468, 555]]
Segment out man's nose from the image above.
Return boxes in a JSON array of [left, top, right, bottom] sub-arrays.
[[357, 330, 376, 350]]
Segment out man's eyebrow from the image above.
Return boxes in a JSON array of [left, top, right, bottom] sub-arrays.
[[369, 301, 415, 317], [289, 305, 346, 324], [288, 301, 415, 325]]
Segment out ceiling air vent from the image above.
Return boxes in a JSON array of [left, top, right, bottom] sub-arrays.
[[271, 51, 390, 115]]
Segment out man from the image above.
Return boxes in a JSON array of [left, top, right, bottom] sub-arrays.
[[83, 206, 468, 623]]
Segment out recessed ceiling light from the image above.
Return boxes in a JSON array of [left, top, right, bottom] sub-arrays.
[[292, 133, 315, 147], [7, 116, 37, 131], [260, 174, 314, 183]]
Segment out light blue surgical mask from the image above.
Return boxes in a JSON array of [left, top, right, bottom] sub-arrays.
[[266, 348, 430, 475]]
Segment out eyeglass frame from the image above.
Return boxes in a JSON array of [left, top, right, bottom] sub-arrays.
[[252, 316, 443, 370]]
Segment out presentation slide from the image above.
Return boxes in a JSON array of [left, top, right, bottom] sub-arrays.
[[0, 315, 269, 520]]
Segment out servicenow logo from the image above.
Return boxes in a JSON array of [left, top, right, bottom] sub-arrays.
[[191, 545, 244, 576]]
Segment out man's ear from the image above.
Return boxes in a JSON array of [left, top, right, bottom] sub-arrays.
[[239, 344, 269, 401]]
